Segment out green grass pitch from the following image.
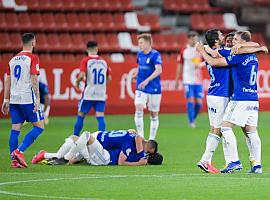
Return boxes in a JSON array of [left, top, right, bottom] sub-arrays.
[[0, 112, 270, 200]]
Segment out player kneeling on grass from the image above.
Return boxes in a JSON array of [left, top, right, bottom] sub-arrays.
[[32, 130, 163, 166]]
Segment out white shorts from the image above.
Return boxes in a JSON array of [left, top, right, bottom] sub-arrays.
[[134, 90, 161, 112], [223, 101, 259, 127], [87, 139, 110, 165], [207, 95, 229, 128]]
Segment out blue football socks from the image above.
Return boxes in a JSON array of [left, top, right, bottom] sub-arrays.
[[96, 116, 106, 131], [73, 115, 84, 136]]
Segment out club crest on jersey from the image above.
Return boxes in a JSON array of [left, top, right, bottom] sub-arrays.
[[146, 58, 150, 64], [126, 148, 131, 156], [36, 64, 40, 71]]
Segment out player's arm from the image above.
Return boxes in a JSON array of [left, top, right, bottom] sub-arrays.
[[196, 42, 228, 67], [1, 75, 11, 115], [43, 94, 50, 113], [231, 42, 260, 54], [31, 74, 40, 112], [106, 66, 112, 84], [235, 46, 268, 55], [204, 45, 222, 58], [118, 151, 147, 166], [76, 71, 85, 88], [138, 64, 162, 90], [135, 135, 144, 153], [175, 63, 182, 89]]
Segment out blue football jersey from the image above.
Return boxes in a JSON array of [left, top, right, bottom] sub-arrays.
[[96, 130, 136, 150], [121, 141, 146, 162], [207, 47, 231, 97], [136, 49, 162, 94], [225, 53, 258, 101], [39, 82, 49, 104], [108, 149, 121, 165]]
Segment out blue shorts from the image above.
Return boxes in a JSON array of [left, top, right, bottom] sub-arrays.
[[10, 104, 44, 124], [78, 99, 105, 114], [184, 84, 204, 99]]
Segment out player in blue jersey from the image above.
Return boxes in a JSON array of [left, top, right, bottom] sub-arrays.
[[39, 81, 50, 125], [32, 129, 161, 166], [134, 33, 162, 140], [196, 31, 268, 173]]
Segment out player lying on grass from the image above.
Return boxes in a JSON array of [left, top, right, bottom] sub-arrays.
[[32, 129, 163, 166]]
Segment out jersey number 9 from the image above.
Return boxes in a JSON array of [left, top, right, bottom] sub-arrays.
[[14, 65, 22, 81]]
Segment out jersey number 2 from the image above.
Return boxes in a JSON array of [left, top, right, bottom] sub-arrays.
[[14, 65, 22, 81], [92, 68, 105, 84]]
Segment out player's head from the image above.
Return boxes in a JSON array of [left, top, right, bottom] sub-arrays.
[[145, 140, 158, 154], [187, 31, 199, 47], [137, 33, 152, 52], [22, 33, 36, 49], [205, 29, 223, 48], [147, 152, 163, 165], [233, 31, 251, 45], [224, 32, 235, 48], [86, 41, 98, 54]]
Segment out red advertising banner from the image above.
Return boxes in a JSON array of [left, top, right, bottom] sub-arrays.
[[1, 55, 270, 118]]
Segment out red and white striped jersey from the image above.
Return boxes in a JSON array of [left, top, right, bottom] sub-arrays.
[[80, 55, 111, 101], [7, 51, 40, 104], [177, 45, 203, 84]]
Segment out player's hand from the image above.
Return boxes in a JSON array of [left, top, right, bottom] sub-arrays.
[[34, 100, 40, 113], [138, 80, 149, 90], [195, 42, 205, 53], [231, 43, 242, 54], [1, 102, 9, 115], [261, 46, 269, 54], [175, 81, 179, 90], [44, 115, 49, 125]]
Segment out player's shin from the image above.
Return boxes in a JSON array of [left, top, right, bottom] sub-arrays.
[[64, 132, 90, 161], [187, 102, 195, 123], [247, 131, 261, 166], [149, 116, 159, 140], [9, 130, 20, 156], [221, 127, 239, 162], [135, 111, 144, 138], [96, 116, 106, 131], [194, 103, 202, 120], [73, 115, 85, 136], [222, 137, 230, 166], [244, 135, 255, 163], [201, 133, 220, 164], [18, 126, 44, 152]]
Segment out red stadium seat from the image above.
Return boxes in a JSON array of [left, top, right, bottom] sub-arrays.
[[23, 0, 39, 10], [107, 34, 121, 52], [1, 53, 14, 61], [5, 13, 19, 31], [89, 13, 104, 31], [61, 0, 75, 10], [0, 33, 11, 51], [70, 33, 85, 51], [66, 13, 81, 31], [41, 13, 56, 31], [78, 13, 93, 30], [96, 0, 110, 11], [0, 13, 7, 30], [51, 54, 63, 61], [39, 53, 51, 62], [30, 13, 44, 31], [152, 34, 167, 51], [54, 13, 68, 31], [47, 34, 61, 52], [82, 33, 95, 44], [35, 33, 48, 52], [74, 53, 86, 61], [95, 33, 110, 52], [17, 12, 32, 31], [138, 14, 161, 31], [63, 54, 76, 61], [101, 13, 116, 31], [114, 13, 127, 31], [58, 33, 73, 51], [9, 33, 21, 51]]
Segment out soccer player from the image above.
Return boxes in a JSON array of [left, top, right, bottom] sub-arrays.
[[224, 32, 235, 48], [134, 33, 162, 140], [39, 81, 50, 125], [1, 33, 44, 168], [175, 31, 204, 128], [73, 41, 111, 136], [196, 31, 268, 173], [32, 130, 161, 166]]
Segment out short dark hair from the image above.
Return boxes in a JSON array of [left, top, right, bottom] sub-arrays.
[[188, 31, 198, 38], [148, 140, 158, 154], [205, 29, 220, 48], [236, 31, 251, 42], [22, 33, 35, 44], [147, 152, 163, 165], [87, 41, 98, 49], [225, 32, 235, 40]]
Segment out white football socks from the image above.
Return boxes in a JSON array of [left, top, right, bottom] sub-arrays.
[[135, 111, 144, 138], [247, 131, 261, 166], [201, 133, 221, 164], [244, 135, 255, 162], [149, 116, 159, 140], [222, 137, 230, 166], [55, 137, 74, 159], [221, 127, 239, 162]]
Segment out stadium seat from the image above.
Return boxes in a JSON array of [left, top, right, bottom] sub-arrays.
[[1, 53, 14, 61], [138, 14, 161, 31], [0, 33, 11, 51], [35, 33, 48, 52], [41, 13, 56, 31], [82, 33, 95, 44], [89, 13, 104, 31], [63, 53, 76, 61], [50, 53, 64, 61], [47, 34, 61, 52], [95, 33, 110, 52], [39, 53, 51, 62], [114, 13, 127, 31], [30, 13, 45, 31], [58, 33, 73, 51], [54, 13, 68, 31], [17, 12, 32, 31], [70, 33, 85, 51], [78, 13, 93, 30], [107, 33, 121, 52], [5, 13, 19, 31], [101, 14, 115, 31], [9, 33, 21, 51], [0, 13, 7, 30], [66, 13, 81, 31]]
